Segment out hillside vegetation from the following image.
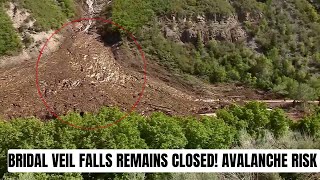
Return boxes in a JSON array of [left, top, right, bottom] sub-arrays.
[[0, 0, 75, 56], [15, 0, 76, 31], [106, 0, 320, 101], [1, 102, 320, 179], [17, 0, 73, 31], [0, 4, 21, 55]]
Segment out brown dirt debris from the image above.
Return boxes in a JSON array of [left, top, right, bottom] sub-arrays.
[[0, 30, 283, 121]]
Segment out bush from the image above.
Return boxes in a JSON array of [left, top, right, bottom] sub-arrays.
[[209, 66, 227, 83], [202, 117, 237, 148], [297, 109, 320, 138], [182, 116, 236, 149], [22, 33, 34, 47], [139, 113, 187, 149], [217, 102, 291, 140], [269, 109, 291, 138]]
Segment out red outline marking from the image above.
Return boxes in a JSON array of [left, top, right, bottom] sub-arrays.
[[35, 18, 147, 130]]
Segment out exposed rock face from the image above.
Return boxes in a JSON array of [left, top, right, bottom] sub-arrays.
[[161, 14, 248, 45], [181, 29, 198, 43], [238, 11, 263, 22], [230, 26, 247, 42], [164, 26, 179, 41]]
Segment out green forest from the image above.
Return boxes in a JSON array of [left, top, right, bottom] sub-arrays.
[[1, 102, 320, 179]]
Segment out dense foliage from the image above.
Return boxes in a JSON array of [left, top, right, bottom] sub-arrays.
[[0, 5, 21, 55], [297, 108, 320, 138], [1, 102, 320, 179], [56, 0, 76, 18], [107, 0, 320, 101]]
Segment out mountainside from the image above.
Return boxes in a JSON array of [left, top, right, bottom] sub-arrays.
[[103, 0, 320, 102], [1, 0, 320, 102], [0, 0, 279, 120], [0, 0, 319, 117], [1, 0, 320, 180]]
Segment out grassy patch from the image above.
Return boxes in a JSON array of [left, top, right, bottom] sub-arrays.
[[19, 0, 75, 31], [111, 0, 154, 33], [108, 0, 234, 33]]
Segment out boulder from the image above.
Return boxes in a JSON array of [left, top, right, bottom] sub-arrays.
[[164, 26, 179, 41], [181, 29, 197, 43]]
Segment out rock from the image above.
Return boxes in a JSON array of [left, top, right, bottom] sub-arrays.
[[181, 29, 197, 43], [163, 14, 249, 44], [197, 15, 205, 23], [217, 30, 231, 42], [230, 26, 247, 42], [164, 27, 178, 41]]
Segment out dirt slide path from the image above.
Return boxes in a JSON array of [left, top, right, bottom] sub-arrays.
[[0, 27, 277, 120], [0, 31, 212, 120]]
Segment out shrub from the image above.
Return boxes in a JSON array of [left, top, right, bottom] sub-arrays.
[[138, 112, 187, 149], [268, 109, 291, 138], [297, 109, 320, 138], [22, 33, 34, 47]]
